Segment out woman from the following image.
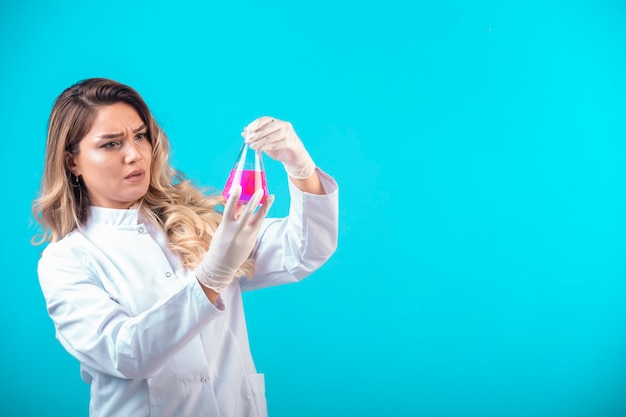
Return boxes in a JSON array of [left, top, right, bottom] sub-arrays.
[[32, 78, 338, 417]]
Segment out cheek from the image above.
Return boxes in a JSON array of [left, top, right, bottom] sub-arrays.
[[83, 154, 112, 173], [72, 154, 91, 176], [75, 151, 118, 180], [143, 144, 154, 168]]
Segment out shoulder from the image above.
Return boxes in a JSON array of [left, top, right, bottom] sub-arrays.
[[39, 229, 97, 271], [37, 230, 112, 304], [41, 229, 88, 256]]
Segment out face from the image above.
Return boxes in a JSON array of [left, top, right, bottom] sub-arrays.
[[67, 102, 152, 209]]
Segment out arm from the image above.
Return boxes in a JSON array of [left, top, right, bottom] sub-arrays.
[[198, 285, 221, 304], [38, 242, 221, 380], [240, 169, 339, 291], [239, 117, 339, 290], [289, 170, 326, 195]]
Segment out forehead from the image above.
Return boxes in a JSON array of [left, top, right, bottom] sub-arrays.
[[90, 102, 144, 132]]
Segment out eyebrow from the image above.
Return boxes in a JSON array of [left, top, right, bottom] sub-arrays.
[[96, 124, 147, 139]]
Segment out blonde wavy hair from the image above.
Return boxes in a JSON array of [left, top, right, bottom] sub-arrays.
[[32, 78, 253, 276]]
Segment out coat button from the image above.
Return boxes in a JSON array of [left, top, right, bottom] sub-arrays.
[[165, 272, 172, 278], [200, 376, 208, 383], [138, 226, 145, 234]]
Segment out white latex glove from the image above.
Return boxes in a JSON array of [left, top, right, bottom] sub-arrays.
[[243, 116, 316, 179], [195, 185, 274, 293]]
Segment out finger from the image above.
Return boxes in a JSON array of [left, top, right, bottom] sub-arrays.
[[239, 189, 264, 224], [245, 116, 275, 133], [246, 118, 283, 139], [247, 129, 286, 151], [250, 194, 274, 228], [245, 122, 282, 143], [223, 184, 242, 220]]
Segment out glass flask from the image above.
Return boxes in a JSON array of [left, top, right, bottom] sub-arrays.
[[222, 141, 268, 206]]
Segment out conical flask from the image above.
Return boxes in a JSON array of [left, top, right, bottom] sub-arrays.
[[222, 141, 268, 206]]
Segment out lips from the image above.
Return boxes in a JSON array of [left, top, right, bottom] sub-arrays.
[[125, 169, 145, 181]]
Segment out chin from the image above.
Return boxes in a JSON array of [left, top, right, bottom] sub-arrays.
[[126, 192, 148, 205]]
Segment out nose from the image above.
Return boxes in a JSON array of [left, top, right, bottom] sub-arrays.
[[124, 141, 143, 164]]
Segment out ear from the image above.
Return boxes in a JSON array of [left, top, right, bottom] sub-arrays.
[[65, 151, 81, 177]]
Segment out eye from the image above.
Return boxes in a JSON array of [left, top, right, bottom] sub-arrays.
[[135, 132, 148, 141], [102, 141, 120, 149]]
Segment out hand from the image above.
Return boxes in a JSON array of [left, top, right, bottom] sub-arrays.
[[243, 116, 316, 179], [195, 185, 274, 293]]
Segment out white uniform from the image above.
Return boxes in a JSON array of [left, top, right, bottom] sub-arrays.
[[38, 170, 339, 417]]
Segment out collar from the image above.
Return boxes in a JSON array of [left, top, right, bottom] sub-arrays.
[[85, 206, 140, 228]]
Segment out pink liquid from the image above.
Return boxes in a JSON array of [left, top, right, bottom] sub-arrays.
[[222, 169, 268, 205]]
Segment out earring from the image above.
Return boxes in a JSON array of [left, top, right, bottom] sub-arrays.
[[72, 174, 81, 188]]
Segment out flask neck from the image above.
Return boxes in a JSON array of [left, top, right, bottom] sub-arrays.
[[235, 142, 264, 172]]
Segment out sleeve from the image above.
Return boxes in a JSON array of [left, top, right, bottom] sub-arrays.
[[37, 242, 223, 380], [240, 168, 339, 291]]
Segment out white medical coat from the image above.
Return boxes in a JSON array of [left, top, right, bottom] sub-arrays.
[[38, 170, 338, 417]]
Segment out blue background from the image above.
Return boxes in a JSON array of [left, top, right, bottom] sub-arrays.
[[2, 0, 626, 416]]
